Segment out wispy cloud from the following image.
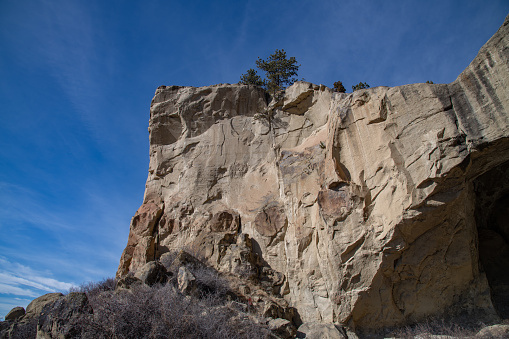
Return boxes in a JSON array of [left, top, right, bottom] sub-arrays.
[[0, 180, 130, 279], [0, 284, 40, 298], [0, 273, 73, 293], [0, 256, 75, 296], [0, 255, 75, 318]]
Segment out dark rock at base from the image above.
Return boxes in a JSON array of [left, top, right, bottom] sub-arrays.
[[268, 318, 297, 339], [297, 323, 349, 339], [0, 293, 64, 339], [134, 260, 169, 286], [116, 274, 142, 289], [37, 292, 93, 339], [167, 250, 206, 273]]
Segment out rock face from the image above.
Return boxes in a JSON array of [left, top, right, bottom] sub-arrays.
[[118, 15, 509, 330], [37, 292, 93, 339]]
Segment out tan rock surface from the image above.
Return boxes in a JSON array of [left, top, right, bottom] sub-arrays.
[[4, 307, 24, 321], [25, 293, 63, 318], [118, 15, 509, 330]]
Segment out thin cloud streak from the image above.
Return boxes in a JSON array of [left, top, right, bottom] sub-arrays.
[[0, 256, 74, 317], [0, 255, 75, 317], [0, 256, 75, 293], [0, 284, 40, 298], [0, 181, 129, 285], [0, 273, 74, 293]]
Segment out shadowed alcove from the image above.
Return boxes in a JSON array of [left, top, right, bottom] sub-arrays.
[[474, 160, 509, 318]]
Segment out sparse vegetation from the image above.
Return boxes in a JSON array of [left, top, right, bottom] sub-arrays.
[[333, 80, 346, 93], [239, 68, 265, 87], [240, 49, 300, 96], [388, 317, 480, 339], [78, 282, 269, 338], [1, 257, 272, 338], [60, 256, 271, 339], [256, 49, 300, 95], [352, 82, 370, 91], [426, 80, 434, 84], [68, 277, 116, 297]]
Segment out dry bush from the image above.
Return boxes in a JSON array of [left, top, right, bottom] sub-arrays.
[[68, 277, 115, 297], [13, 260, 268, 338], [80, 281, 269, 338], [192, 266, 231, 299]]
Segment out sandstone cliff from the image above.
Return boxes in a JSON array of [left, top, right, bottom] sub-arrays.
[[118, 15, 509, 330]]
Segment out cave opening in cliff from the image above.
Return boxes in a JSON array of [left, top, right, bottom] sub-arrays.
[[474, 160, 509, 318]]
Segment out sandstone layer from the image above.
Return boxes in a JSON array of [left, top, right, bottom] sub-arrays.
[[118, 15, 509, 330]]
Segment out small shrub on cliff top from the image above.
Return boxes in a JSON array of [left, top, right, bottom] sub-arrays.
[[333, 80, 346, 93], [239, 68, 265, 87], [352, 82, 370, 91]]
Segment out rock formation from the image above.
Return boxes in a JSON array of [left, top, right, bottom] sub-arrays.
[[117, 15, 509, 331]]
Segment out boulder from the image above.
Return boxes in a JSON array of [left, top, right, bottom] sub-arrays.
[[0, 293, 63, 339], [37, 292, 93, 339], [476, 324, 509, 337], [297, 323, 348, 339], [25, 293, 63, 318], [262, 300, 295, 322], [159, 251, 177, 269], [134, 260, 168, 286], [177, 266, 197, 296], [268, 318, 296, 339], [115, 274, 142, 289], [166, 250, 206, 273], [4, 307, 24, 321]]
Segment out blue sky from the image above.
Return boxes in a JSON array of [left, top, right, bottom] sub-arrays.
[[0, 0, 507, 319]]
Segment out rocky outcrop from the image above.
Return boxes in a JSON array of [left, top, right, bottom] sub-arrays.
[[118, 15, 509, 331], [37, 292, 93, 339], [4, 308, 24, 322], [25, 293, 64, 319], [0, 293, 64, 339]]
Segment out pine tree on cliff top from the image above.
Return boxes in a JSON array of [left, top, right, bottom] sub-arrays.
[[239, 68, 265, 87], [255, 49, 300, 95]]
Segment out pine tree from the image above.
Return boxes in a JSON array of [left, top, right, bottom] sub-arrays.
[[255, 49, 300, 95], [239, 68, 264, 87], [352, 82, 370, 91], [333, 81, 346, 93]]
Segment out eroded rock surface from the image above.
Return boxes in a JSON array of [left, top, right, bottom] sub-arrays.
[[37, 292, 93, 339], [118, 15, 509, 330]]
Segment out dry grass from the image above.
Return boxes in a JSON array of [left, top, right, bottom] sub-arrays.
[[388, 317, 482, 339]]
